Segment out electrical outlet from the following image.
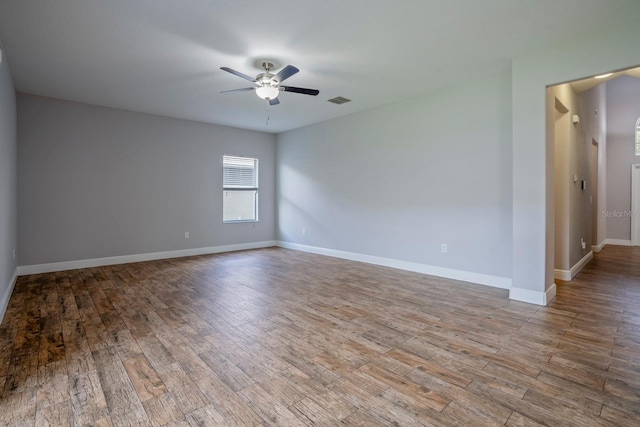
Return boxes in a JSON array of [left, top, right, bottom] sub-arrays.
[[184, 232, 190, 239], [302, 228, 306, 236], [441, 244, 447, 253], [12, 249, 16, 260]]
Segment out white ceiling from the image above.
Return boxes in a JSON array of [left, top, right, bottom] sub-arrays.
[[1, 1, 640, 133]]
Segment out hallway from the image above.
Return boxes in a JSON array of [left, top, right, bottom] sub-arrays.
[[549, 245, 640, 425]]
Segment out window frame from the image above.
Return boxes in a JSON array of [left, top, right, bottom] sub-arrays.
[[222, 155, 259, 223]]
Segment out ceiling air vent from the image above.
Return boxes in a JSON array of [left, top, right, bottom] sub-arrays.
[[327, 96, 351, 105]]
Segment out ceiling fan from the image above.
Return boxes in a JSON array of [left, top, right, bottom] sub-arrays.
[[220, 61, 319, 106]]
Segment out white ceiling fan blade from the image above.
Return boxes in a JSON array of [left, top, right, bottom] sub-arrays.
[[220, 67, 256, 82], [220, 87, 255, 94]]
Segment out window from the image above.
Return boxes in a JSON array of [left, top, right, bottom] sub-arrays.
[[223, 155, 258, 222], [636, 117, 640, 156]]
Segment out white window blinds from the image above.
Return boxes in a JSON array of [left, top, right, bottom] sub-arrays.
[[223, 155, 258, 188]]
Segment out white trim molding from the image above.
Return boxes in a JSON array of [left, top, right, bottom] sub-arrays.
[[632, 163, 640, 245], [591, 241, 606, 252], [553, 269, 571, 281], [605, 238, 631, 246], [554, 251, 593, 281], [1, 269, 18, 323], [16, 241, 277, 276], [277, 241, 512, 290], [509, 283, 556, 306]]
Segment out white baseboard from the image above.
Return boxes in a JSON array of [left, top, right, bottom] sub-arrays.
[[509, 283, 556, 306], [277, 241, 512, 290], [606, 238, 631, 246], [553, 269, 571, 281], [554, 251, 593, 281], [16, 241, 277, 276], [1, 269, 18, 323], [591, 241, 606, 252], [547, 283, 557, 304]]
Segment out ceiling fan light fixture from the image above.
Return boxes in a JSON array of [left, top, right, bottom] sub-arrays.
[[221, 63, 317, 106], [255, 85, 279, 100]]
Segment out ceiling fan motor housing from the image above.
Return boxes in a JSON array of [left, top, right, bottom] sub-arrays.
[[256, 73, 279, 87]]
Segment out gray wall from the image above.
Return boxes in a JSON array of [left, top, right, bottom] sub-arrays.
[[18, 94, 276, 265], [277, 69, 513, 280], [551, 90, 572, 271], [549, 83, 603, 272], [606, 75, 640, 241], [570, 89, 593, 266], [0, 41, 17, 313], [578, 84, 607, 248]]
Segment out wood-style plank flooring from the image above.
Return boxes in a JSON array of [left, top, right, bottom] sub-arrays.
[[1, 246, 640, 426]]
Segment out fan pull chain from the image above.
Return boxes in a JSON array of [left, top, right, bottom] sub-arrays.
[[265, 100, 270, 126]]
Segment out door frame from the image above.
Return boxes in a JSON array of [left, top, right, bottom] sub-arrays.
[[631, 164, 640, 246]]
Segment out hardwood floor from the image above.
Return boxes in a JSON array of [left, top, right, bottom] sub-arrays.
[[1, 246, 640, 426]]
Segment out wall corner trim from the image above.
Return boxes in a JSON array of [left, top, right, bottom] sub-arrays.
[[0, 269, 18, 324], [277, 241, 512, 290], [546, 283, 557, 304], [16, 241, 277, 276], [509, 283, 556, 306], [553, 269, 571, 281]]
